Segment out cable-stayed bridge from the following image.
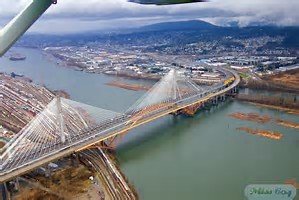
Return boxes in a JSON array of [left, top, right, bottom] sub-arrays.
[[0, 68, 240, 183]]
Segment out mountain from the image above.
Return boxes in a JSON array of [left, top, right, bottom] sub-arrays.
[[138, 20, 218, 32], [18, 20, 299, 49]]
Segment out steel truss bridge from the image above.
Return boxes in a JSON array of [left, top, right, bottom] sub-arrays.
[[0, 68, 240, 183]]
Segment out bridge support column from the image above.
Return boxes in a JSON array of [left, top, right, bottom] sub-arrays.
[[45, 165, 51, 178], [105, 130, 129, 150], [180, 102, 202, 116], [234, 86, 239, 94], [171, 111, 180, 116], [14, 178, 20, 192], [71, 153, 80, 167], [231, 86, 238, 94], [213, 97, 218, 106], [222, 95, 226, 102], [230, 87, 238, 96]]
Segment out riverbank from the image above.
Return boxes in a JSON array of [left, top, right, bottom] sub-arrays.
[[263, 68, 299, 91], [249, 103, 299, 115], [236, 93, 299, 112], [106, 80, 150, 91], [241, 68, 299, 94]]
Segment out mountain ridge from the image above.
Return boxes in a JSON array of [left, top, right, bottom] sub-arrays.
[[137, 20, 218, 32], [18, 20, 299, 48]]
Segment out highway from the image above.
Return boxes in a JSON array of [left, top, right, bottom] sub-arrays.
[[0, 67, 240, 183]]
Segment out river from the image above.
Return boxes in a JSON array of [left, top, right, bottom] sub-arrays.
[[1, 47, 298, 200]]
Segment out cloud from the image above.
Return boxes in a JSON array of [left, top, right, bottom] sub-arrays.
[[0, 0, 298, 34]]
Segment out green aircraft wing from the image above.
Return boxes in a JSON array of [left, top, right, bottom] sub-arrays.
[[0, 0, 56, 57]]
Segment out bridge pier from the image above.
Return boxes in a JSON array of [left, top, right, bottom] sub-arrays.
[[213, 97, 218, 106], [233, 86, 238, 94], [13, 178, 20, 192], [206, 99, 213, 110], [104, 131, 128, 150], [226, 86, 238, 97], [231, 86, 238, 94], [171, 111, 180, 116], [45, 165, 51, 178], [1, 179, 20, 199], [180, 102, 203, 116], [71, 153, 80, 167], [219, 95, 225, 102], [223, 95, 227, 101], [92, 141, 115, 151]]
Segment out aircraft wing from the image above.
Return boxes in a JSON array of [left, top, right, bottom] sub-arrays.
[[129, 0, 205, 5], [0, 0, 56, 57]]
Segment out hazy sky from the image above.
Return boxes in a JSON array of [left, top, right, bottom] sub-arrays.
[[0, 0, 298, 34]]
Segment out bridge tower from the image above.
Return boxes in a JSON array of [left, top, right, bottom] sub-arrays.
[[56, 96, 66, 144]]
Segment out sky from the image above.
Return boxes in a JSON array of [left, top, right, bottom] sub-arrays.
[[0, 0, 298, 34]]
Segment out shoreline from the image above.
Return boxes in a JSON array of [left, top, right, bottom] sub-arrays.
[[249, 102, 299, 115], [43, 49, 218, 86], [241, 68, 299, 94], [236, 93, 299, 114], [106, 80, 150, 91]]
